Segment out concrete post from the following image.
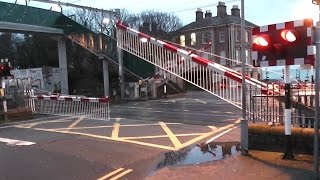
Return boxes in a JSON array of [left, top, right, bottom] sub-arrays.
[[99, 31, 110, 97], [103, 60, 110, 97], [57, 37, 69, 95], [117, 47, 124, 100]]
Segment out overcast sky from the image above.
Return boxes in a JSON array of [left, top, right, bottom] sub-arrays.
[[1, 0, 319, 26]]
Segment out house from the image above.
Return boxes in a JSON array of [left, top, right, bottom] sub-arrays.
[[172, 1, 257, 74]]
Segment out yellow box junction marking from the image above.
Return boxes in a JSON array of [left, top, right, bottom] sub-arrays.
[[67, 116, 85, 131], [97, 168, 132, 180], [111, 118, 121, 139], [15, 117, 240, 151], [159, 121, 182, 148], [15, 117, 74, 128], [109, 169, 133, 180], [51, 122, 182, 131]]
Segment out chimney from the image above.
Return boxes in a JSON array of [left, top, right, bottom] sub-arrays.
[[217, 1, 227, 18], [205, 10, 212, 18], [231, 5, 240, 17], [196, 8, 203, 21]]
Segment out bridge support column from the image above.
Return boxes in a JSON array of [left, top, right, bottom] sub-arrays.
[[117, 47, 124, 100], [99, 32, 110, 97], [57, 37, 69, 95], [103, 59, 110, 97]]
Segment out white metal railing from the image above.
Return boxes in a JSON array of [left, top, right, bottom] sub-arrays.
[[27, 95, 110, 120], [116, 23, 267, 108]]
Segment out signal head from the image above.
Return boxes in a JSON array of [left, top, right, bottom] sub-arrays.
[[281, 29, 297, 42]]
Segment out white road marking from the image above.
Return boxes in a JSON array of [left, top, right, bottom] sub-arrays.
[[194, 99, 207, 104], [0, 137, 36, 146]]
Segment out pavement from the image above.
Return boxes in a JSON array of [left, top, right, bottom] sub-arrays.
[[145, 127, 316, 180]]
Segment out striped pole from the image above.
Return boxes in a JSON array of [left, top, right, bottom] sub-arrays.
[[283, 65, 294, 159], [164, 72, 167, 99], [2, 77, 7, 121]]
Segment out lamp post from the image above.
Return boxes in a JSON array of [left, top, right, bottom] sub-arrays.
[[312, 0, 320, 179], [240, 0, 248, 155]]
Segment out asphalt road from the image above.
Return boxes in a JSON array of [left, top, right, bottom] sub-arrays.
[[0, 91, 241, 180], [110, 91, 242, 126]]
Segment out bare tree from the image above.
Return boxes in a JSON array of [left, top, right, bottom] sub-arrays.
[[139, 10, 182, 32]]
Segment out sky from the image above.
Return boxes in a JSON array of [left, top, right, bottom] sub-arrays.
[[1, 0, 320, 26]]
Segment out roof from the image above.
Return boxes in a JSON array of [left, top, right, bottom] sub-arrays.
[[179, 15, 257, 32]]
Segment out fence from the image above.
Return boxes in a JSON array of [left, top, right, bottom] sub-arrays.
[[247, 82, 318, 128], [28, 95, 110, 120]]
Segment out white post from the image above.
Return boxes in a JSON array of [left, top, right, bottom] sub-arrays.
[[57, 37, 69, 95], [164, 71, 167, 99], [2, 78, 7, 121], [283, 65, 294, 159]]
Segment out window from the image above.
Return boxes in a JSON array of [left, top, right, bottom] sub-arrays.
[[236, 29, 240, 42], [180, 35, 185, 47], [219, 31, 225, 43], [202, 32, 208, 44], [236, 48, 240, 61], [220, 50, 226, 65], [245, 49, 249, 64], [191, 33, 196, 45], [245, 31, 249, 43]]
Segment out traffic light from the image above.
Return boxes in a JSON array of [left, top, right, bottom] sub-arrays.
[[252, 19, 314, 67], [0, 62, 12, 78]]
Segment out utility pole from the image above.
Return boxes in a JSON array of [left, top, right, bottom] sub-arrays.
[[312, 1, 320, 179], [240, 0, 248, 155]]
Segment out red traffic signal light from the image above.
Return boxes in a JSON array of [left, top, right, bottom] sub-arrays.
[[0, 63, 12, 78], [252, 19, 314, 67], [253, 35, 270, 47], [280, 29, 297, 42]]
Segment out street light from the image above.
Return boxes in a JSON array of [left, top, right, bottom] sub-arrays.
[[103, 18, 110, 25], [240, 0, 248, 156]]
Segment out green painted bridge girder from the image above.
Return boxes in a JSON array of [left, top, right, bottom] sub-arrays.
[[0, 1, 155, 79], [0, 1, 91, 34]]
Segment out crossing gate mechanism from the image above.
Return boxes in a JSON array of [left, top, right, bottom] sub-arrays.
[[116, 21, 270, 109], [29, 95, 110, 120], [115, 20, 319, 126]]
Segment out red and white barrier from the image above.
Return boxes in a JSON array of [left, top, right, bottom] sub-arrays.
[[116, 21, 282, 96], [31, 95, 109, 103], [28, 95, 110, 120]]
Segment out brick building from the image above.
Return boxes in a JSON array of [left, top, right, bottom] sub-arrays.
[[173, 1, 257, 70]]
